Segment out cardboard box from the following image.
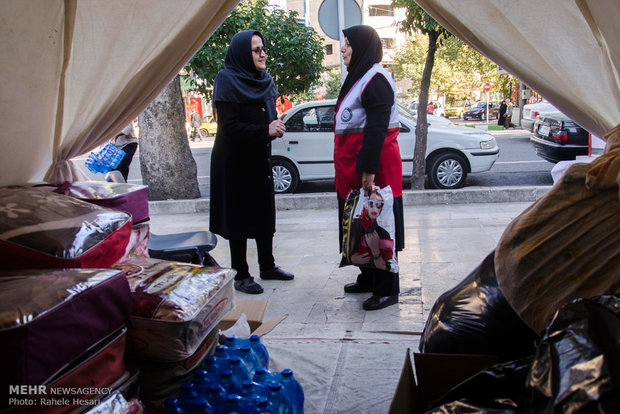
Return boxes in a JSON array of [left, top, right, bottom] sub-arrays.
[[218, 299, 287, 337], [389, 349, 497, 414]]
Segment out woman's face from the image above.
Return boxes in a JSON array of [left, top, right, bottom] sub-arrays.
[[367, 193, 384, 220], [251, 35, 267, 71], [341, 37, 352, 67]]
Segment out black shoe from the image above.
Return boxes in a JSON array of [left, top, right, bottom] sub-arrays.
[[362, 295, 398, 311], [344, 282, 372, 293], [259, 266, 294, 280], [234, 277, 264, 294]]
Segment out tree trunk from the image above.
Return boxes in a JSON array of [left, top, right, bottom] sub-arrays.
[[410, 30, 439, 190], [138, 75, 201, 200]]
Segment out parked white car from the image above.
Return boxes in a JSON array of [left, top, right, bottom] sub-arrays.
[[521, 101, 558, 132], [271, 100, 499, 193]]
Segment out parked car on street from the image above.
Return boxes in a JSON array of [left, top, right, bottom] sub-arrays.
[[462, 101, 500, 121], [444, 100, 473, 118], [271, 100, 499, 193], [521, 101, 557, 132], [530, 112, 589, 163], [200, 115, 217, 137], [399, 105, 452, 125], [409, 100, 445, 117]]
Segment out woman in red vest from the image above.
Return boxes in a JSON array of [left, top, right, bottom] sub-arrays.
[[335, 25, 404, 310]]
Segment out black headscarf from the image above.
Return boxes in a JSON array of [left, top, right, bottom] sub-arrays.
[[213, 30, 279, 121], [336, 25, 383, 106]]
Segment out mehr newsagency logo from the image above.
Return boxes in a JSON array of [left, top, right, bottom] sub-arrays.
[[340, 107, 353, 123]]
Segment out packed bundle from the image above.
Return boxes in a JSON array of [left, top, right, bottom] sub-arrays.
[[54, 181, 149, 224], [0, 268, 131, 411], [113, 257, 235, 362], [0, 186, 131, 269]]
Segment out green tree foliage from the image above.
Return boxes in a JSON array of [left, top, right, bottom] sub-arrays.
[[395, 35, 507, 103], [186, 0, 325, 97]]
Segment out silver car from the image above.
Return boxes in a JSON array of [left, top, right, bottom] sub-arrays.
[[271, 100, 499, 193]]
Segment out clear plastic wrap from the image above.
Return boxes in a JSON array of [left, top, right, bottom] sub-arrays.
[[0, 186, 132, 269], [113, 257, 236, 362], [54, 181, 149, 224], [0, 268, 126, 330], [0, 268, 131, 404]]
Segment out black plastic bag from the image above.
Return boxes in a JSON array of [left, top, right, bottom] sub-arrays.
[[527, 295, 620, 413], [419, 250, 539, 362]]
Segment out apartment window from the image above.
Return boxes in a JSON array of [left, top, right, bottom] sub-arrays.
[[381, 38, 395, 49], [325, 44, 333, 55], [369, 5, 394, 16]]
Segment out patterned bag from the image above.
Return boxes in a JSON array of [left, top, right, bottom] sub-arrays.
[[340, 185, 398, 273]]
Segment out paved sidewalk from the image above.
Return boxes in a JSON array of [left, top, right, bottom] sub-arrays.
[[148, 199, 536, 413]]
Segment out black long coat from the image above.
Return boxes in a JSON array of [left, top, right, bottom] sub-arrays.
[[209, 100, 275, 240]]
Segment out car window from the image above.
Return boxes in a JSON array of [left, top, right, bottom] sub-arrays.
[[286, 106, 335, 132]]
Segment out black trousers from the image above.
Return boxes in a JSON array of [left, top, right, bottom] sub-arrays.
[[112, 142, 137, 182], [355, 266, 400, 297], [229, 237, 275, 281]]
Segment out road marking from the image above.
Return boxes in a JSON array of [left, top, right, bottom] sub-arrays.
[[495, 160, 549, 164]]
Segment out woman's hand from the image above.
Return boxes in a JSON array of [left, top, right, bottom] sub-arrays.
[[351, 252, 371, 265], [269, 118, 286, 137], [365, 231, 380, 255], [361, 172, 375, 193]]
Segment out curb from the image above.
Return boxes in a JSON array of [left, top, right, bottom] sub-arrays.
[[148, 186, 551, 215]]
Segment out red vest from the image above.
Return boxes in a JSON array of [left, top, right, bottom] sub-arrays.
[[334, 64, 402, 200]]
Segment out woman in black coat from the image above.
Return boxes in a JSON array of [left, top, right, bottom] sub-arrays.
[[210, 30, 294, 294]]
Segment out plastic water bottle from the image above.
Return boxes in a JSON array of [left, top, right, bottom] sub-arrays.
[[163, 398, 183, 414], [227, 355, 251, 385], [279, 369, 304, 414], [214, 344, 231, 369], [220, 369, 241, 395], [239, 345, 260, 375], [204, 383, 227, 413], [192, 369, 211, 399], [240, 379, 268, 402], [253, 367, 279, 388], [218, 394, 246, 414], [253, 396, 275, 414], [266, 382, 293, 414], [249, 335, 269, 370], [177, 383, 199, 413], [203, 355, 221, 382], [191, 398, 215, 414]]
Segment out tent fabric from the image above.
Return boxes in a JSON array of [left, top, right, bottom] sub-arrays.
[[413, 0, 620, 139], [495, 128, 620, 333], [412, 0, 620, 333], [0, 0, 239, 187]]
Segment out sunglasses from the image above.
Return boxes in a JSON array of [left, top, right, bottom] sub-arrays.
[[252, 46, 267, 55], [368, 200, 384, 208]]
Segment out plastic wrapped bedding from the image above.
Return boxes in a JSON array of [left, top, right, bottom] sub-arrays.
[[113, 257, 235, 362], [54, 181, 149, 224], [0, 268, 131, 403], [0, 186, 132, 269]]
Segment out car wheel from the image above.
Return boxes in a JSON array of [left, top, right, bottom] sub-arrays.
[[480, 112, 486, 121], [199, 128, 208, 138], [428, 152, 468, 189], [271, 159, 299, 194]]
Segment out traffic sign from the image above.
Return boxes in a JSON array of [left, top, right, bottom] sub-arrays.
[[484, 82, 491, 92], [318, 0, 362, 40]]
